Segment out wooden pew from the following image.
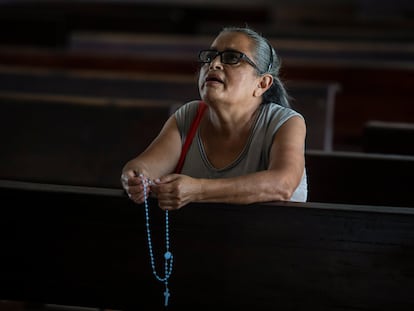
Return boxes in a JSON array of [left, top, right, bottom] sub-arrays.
[[0, 67, 200, 103], [0, 2, 270, 47], [2, 92, 413, 208], [0, 93, 178, 188], [3, 32, 414, 75], [1, 1, 413, 49], [305, 150, 414, 207], [66, 33, 414, 151], [2, 33, 414, 152], [1, 179, 414, 310], [0, 90, 336, 189], [0, 67, 340, 151], [363, 120, 414, 156], [288, 81, 340, 151]]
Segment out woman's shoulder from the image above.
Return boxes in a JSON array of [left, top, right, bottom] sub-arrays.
[[263, 103, 303, 119], [258, 103, 305, 134], [174, 100, 202, 117], [174, 100, 204, 133]]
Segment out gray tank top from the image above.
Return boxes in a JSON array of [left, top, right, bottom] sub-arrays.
[[174, 100, 308, 202]]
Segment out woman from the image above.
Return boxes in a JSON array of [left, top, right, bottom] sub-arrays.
[[121, 26, 307, 210]]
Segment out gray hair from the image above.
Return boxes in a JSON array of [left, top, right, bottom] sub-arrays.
[[220, 26, 290, 107]]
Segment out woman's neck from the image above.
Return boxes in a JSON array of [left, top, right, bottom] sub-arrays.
[[204, 103, 261, 137]]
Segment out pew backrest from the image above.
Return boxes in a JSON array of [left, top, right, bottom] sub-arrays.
[[0, 93, 177, 187], [363, 120, 414, 156], [1, 179, 414, 310], [0, 67, 339, 151], [287, 81, 340, 151], [305, 149, 414, 207]]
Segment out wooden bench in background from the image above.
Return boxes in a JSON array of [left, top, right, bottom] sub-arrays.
[[1, 88, 413, 207], [305, 150, 414, 208], [1, 95, 413, 209], [1, 179, 414, 310], [0, 66, 340, 151], [0, 2, 271, 47], [0, 93, 176, 188], [288, 81, 340, 151], [1, 31, 413, 151], [363, 120, 414, 156], [66, 32, 414, 151], [0, 90, 337, 188], [1, 0, 414, 48]]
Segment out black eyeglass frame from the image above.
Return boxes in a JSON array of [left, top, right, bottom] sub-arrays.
[[198, 49, 260, 72]]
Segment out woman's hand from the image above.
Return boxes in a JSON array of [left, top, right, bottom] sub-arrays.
[[151, 174, 201, 210], [121, 170, 153, 204]]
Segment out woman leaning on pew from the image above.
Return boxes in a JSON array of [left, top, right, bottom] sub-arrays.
[[121, 26, 308, 210]]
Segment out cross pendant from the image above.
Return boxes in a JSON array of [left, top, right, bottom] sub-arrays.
[[164, 288, 170, 307]]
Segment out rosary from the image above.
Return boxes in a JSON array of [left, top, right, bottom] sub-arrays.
[[142, 176, 174, 307]]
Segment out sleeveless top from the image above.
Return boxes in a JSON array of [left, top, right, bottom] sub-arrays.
[[174, 100, 308, 202]]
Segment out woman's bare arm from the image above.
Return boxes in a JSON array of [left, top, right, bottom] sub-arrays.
[[121, 115, 183, 204], [122, 115, 182, 179]]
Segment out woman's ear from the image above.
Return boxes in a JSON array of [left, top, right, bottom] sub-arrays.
[[254, 74, 273, 97]]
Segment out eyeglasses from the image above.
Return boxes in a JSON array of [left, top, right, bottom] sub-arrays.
[[198, 49, 260, 72]]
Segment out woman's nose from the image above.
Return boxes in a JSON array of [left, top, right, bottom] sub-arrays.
[[209, 56, 223, 70]]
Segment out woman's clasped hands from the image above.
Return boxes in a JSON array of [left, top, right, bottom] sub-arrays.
[[121, 171, 201, 210]]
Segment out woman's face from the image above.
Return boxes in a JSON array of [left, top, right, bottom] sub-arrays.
[[198, 31, 261, 105]]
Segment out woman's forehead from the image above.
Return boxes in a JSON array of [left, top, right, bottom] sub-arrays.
[[210, 32, 252, 51]]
